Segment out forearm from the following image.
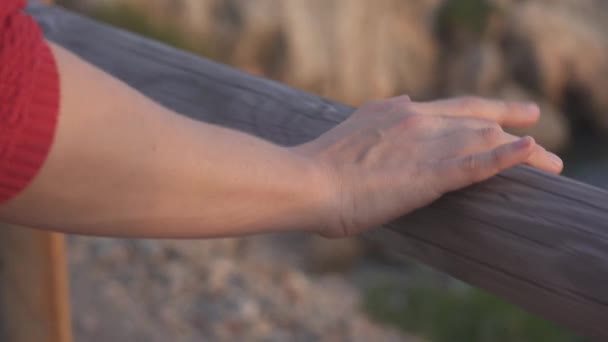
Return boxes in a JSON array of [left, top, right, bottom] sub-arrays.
[[0, 43, 330, 238]]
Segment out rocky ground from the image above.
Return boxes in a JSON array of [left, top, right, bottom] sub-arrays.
[[69, 234, 422, 341]]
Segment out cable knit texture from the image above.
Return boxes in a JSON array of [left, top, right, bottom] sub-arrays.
[[0, 0, 59, 202]]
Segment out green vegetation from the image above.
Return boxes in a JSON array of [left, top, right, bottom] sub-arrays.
[[364, 283, 586, 342], [436, 0, 494, 41]]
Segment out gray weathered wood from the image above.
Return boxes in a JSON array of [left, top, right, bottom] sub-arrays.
[[30, 3, 608, 339]]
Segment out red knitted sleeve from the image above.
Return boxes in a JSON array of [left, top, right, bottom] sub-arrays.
[[0, 0, 60, 202]]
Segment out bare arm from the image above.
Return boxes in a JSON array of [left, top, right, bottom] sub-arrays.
[[0, 43, 331, 238], [0, 43, 562, 238]]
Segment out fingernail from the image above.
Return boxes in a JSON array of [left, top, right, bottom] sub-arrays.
[[513, 136, 533, 149], [548, 152, 563, 168], [525, 103, 540, 115]]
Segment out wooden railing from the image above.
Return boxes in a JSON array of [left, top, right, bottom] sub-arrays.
[[3, 2, 608, 341]]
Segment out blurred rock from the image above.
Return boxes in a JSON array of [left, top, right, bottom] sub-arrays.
[[437, 0, 508, 96], [442, 41, 506, 97], [277, 0, 441, 105], [434, 0, 572, 150], [501, 0, 608, 131]]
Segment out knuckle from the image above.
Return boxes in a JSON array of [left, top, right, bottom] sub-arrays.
[[361, 100, 394, 114], [478, 125, 501, 143], [490, 148, 502, 167], [457, 96, 480, 112], [361, 100, 380, 111], [461, 154, 486, 183], [484, 149, 503, 179], [461, 154, 478, 173], [393, 95, 412, 105], [398, 113, 427, 129]]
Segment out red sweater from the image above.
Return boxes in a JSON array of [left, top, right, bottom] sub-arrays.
[[0, 0, 59, 202]]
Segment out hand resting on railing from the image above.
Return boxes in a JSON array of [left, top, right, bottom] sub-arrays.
[[0, 44, 562, 238]]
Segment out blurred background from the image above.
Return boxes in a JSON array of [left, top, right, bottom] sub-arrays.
[[53, 0, 607, 341]]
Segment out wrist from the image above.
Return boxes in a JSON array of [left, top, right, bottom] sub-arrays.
[[287, 144, 339, 236]]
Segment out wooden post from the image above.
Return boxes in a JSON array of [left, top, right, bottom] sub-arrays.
[[0, 226, 72, 342]]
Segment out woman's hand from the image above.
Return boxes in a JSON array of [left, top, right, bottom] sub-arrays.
[[0, 43, 562, 240], [292, 96, 563, 238]]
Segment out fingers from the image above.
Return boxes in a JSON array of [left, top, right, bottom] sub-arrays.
[[436, 136, 537, 193], [434, 120, 563, 174], [410, 96, 540, 128], [435, 125, 504, 157], [527, 145, 563, 174]]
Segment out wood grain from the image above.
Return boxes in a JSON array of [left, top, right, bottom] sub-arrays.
[[29, 3, 608, 339]]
